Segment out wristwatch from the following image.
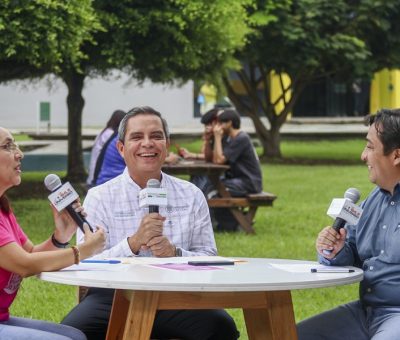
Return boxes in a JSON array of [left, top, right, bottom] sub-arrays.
[[175, 246, 182, 257]]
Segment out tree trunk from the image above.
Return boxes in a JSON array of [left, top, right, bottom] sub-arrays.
[[62, 71, 86, 183], [261, 125, 282, 159]]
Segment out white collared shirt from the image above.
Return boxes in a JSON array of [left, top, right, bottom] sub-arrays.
[[78, 168, 217, 258]]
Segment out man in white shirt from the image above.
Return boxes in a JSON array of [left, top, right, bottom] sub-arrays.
[[61, 106, 239, 340]]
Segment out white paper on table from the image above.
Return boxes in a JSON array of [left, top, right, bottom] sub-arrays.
[[268, 263, 354, 273]]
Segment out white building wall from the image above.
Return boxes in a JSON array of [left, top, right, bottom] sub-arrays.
[[0, 71, 194, 130]]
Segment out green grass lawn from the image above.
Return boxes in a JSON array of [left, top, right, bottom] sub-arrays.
[[9, 139, 372, 339]]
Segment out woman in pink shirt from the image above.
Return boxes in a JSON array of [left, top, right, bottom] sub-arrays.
[[0, 127, 106, 340]]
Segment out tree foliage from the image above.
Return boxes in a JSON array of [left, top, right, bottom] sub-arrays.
[[1, 0, 250, 181], [60, 0, 250, 181], [0, 0, 99, 80], [224, 0, 400, 158]]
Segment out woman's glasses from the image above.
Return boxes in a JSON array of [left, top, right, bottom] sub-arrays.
[[0, 141, 20, 153]]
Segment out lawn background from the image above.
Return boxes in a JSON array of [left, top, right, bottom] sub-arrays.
[[9, 138, 373, 339]]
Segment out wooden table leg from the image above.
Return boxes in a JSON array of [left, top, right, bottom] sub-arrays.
[[107, 290, 297, 340], [106, 290, 129, 340], [243, 291, 298, 340], [230, 208, 255, 234], [122, 291, 160, 340]]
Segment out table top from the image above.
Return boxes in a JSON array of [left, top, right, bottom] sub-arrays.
[[39, 258, 363, 292], [162, 160, 229, 175]]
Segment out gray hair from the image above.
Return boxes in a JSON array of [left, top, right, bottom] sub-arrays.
[[118, 106, 170, 142]]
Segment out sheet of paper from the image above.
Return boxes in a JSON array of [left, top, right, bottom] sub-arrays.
[[269, 263, 354, 273]]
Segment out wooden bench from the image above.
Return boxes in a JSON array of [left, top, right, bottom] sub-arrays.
[[207, 192, 277, 234]]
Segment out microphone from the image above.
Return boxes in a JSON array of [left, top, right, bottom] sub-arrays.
[[327, 188, 363, 231], [139, 179, 168, 213], [148, 179, 161, 213], [44, 174, 93, 233], [323, 188, 363, 255]]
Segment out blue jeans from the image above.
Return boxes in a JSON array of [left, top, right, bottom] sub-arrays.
[[0, 316, 86, 340], [297, 300, 400, 339]]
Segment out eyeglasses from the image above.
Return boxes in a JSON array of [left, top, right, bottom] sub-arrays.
[[0, 141, 20, 153]]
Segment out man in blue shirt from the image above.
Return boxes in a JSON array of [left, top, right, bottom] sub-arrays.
[[298, 108, 400, 339]]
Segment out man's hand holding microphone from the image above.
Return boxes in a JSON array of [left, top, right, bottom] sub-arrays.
[[316, 188, 363, 259], [128, 179, 175, 257]]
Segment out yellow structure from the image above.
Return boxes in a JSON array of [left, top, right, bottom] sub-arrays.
[[370, 69, 400, 112], [228, 71, 292, 116], [199, 83, 218, 113], [270, 71, 291, 116]]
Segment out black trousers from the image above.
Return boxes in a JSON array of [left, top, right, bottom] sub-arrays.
[[61, 288, 239, 340]]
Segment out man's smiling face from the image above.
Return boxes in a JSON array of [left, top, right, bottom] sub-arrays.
[[117, 113, 169, 187]]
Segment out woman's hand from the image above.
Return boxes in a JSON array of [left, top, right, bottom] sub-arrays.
[[178, 147, 191, 159], [165, 152, 180, 164], [51, 201, 85, 243], [80, 224, 106, 258]]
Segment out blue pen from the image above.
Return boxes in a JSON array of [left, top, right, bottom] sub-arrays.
[[81, 259, 121, 264]]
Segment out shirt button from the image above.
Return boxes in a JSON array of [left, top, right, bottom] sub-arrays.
[[369, 266, 374, 270], [367, 288, 372, 293], [383, 225, 387, 229], [391, 201, 395, 205], [381, 250, 385, 254]]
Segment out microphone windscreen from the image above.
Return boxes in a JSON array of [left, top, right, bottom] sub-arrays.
[[44, 174, 62, 191], [344, 188, 360, 203], [147, 178, 161, 189]]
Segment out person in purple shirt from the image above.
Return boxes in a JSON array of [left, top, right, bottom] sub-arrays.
[[93, 134, 125, 186], [298, 108, 400, 340]]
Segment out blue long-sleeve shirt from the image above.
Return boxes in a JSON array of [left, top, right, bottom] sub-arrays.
[[95, 135, 125, 186], [319, 183, 400, 307]]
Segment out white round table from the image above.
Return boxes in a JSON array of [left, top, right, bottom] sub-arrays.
[[39, 258, 363, 340]]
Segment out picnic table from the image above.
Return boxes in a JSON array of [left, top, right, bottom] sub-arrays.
[[162, 160, 276, 233]]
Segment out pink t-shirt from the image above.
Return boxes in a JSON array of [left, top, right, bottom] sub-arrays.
[[0, 209, 28, 321]]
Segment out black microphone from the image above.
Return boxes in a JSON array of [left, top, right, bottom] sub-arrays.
[[44, 174, 93, 233], [332, 188, 361, 232], [147, 179, 161, 213]]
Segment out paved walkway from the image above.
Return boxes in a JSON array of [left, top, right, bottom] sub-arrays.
[[18, 118, 368, 156]]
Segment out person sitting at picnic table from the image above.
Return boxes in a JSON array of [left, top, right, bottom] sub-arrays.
[[178, 108, 219, 161], [187, 108, 263, 231], [0, 127, 106, 340], [213, 109, 263, 231]]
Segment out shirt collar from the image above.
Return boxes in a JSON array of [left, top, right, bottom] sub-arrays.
[[378, 182, 400, 198], [122, 167, 167, 189]]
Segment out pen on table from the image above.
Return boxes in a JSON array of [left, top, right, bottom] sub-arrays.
[[80, 259, 121, 264], [311, 268, 354, 273], [188, 261, 235, 266]]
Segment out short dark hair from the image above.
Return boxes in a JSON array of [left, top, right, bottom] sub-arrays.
[[365, 108, 400, 155], [217, 109, 241, 129], [200, 108, 219, 125], [118, 106, 169, 142]]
